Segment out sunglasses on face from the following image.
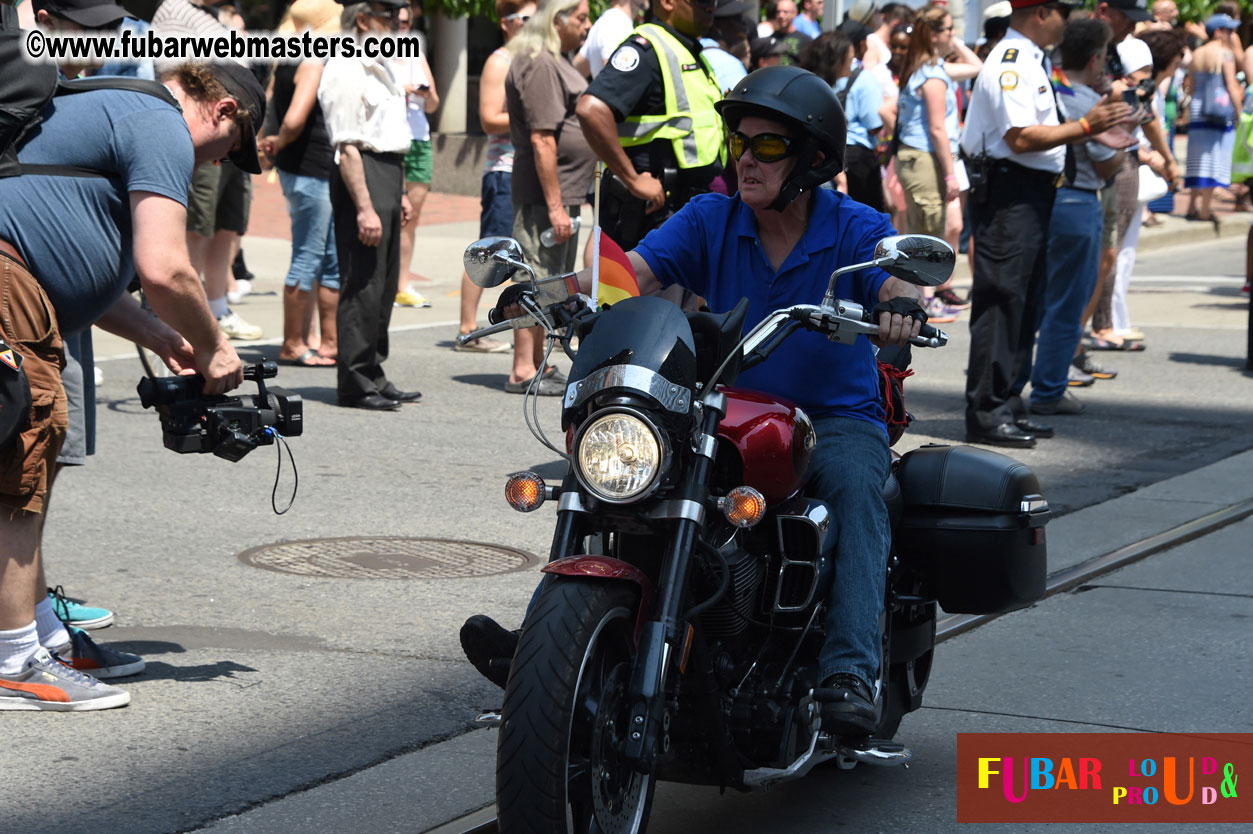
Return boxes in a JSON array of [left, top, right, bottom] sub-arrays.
[[503, 12, 531, 22], [728, 131, 795, 163], [365, 8, 402, 19]]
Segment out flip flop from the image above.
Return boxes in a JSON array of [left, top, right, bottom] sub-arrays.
[[1086, 336, 1145, 352], [278, 349, 336, 367]]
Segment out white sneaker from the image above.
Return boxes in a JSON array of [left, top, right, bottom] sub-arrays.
[[0, 647, 130, 711], [227, 278, 252, 305], [217, 310, 263, 341]]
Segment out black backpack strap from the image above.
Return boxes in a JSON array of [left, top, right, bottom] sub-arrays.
[[17, 80, 181, 179], [55, 77, 181, 111]]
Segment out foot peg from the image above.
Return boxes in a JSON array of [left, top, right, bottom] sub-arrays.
[[833, 737, 912, 767], [475, 710, 502, 727]]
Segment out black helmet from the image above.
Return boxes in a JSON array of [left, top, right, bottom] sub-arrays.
[[714, 66, 847, 211]]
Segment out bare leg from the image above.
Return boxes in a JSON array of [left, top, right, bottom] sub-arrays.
[[204, 229, 239, 309], [460, 272, 485, 334], [510, 326, 543, 385], [316, 284, 339, 359], [281, 285, 312, 360], [0, 511, 41, 630], [399, 182, 432, 289]]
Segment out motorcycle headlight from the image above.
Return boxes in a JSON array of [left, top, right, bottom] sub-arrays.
[[574, 411, 664, 502]]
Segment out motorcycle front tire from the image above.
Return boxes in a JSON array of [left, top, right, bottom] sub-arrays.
[[497, 577, 656, 834]]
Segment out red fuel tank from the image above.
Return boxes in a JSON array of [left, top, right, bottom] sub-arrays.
[[717, 387, 816, 507]]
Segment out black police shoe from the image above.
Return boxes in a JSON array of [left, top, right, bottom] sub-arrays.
[[818, 672, 877, 736], [966, 422, 1036, 448], [460, 615, 520, 689], [379, 384, 422, 403]]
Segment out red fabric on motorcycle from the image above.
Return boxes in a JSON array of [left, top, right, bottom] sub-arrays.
[[879, 362, 913, 446]]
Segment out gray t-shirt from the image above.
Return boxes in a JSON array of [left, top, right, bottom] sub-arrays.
[[0, 89, 195, 335], [1060, 79, 1117, 191]]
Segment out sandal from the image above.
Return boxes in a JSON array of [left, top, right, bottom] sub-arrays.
[[1086, 336, 1145, 352], [278, 348, 336, 367], [453, 336, 510, 353]]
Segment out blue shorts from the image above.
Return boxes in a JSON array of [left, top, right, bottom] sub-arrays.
[[479, 170, 513, 239]]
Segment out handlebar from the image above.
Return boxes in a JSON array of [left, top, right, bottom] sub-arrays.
[[792, 303, 948, 349]]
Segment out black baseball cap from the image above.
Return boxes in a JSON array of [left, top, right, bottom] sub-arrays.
[[837, 18, 873, 43], [1100, 0, 1151, 21], [205, 63, 267, 174], [31, 0, 129, 28], [715, 0, 753, 18]]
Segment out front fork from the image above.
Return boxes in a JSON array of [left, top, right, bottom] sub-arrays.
[[540, 395, 725, 772], [623, 393, 725, 768]]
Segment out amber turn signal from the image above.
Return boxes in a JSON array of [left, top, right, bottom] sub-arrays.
[[718, 486, 766, 528], [505, 472, 547, 512]]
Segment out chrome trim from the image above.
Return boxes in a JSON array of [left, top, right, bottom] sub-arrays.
[[693, 433, 717, 460], [475, 711, 502, 726], [558, 491, 590, 514], [833, 738, 913, 767], [564, 365, 691, 414], [770, 498, 831, 613], [742, 695, 827, 789], [1020, 494, 1049, 514], [645, 499, 705, 524], [701, 391, 727, 415], [774, 497, 831, 550]]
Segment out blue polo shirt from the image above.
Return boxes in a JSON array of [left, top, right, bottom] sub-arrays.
[[636, 189, 894, 427]]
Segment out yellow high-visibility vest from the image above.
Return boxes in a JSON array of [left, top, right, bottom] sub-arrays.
[[618, 24, 726, 170]]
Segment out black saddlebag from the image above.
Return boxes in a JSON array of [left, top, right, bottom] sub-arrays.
[[894, 444, 1050, 614]]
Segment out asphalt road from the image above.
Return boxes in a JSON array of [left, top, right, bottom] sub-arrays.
[[2, 233, 1250, 834]]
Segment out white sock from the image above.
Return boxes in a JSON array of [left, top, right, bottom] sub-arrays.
[[0, 622, 40, 675], [209, 296, 229, 318], [35, 596, 71, 649]]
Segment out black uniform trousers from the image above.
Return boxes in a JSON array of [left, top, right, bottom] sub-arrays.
[[330, 150, 403, 401], [965, 160, 1057, 433]]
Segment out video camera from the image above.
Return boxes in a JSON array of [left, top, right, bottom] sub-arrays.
[[137, 361, 302, 462]]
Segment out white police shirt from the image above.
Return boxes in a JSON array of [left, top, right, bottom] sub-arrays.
[[959, 28, 1065, 174]]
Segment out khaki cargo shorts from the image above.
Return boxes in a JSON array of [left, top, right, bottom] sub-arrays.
[[0, 256, 67, 515]]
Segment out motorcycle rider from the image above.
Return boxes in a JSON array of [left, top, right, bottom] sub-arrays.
[[463, 65, 929, 737]]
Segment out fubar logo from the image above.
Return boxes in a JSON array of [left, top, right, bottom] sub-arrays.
[[957, 733, 1251, 823]]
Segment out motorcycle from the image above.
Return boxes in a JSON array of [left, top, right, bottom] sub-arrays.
[[458, 233, 1050, 833]]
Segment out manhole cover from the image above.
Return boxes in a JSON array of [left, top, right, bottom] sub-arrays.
[[237, 537, 537, 579]]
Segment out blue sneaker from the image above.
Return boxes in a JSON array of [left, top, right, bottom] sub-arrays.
[[48, 586, 114, 630], [51, 628, 144, 679]]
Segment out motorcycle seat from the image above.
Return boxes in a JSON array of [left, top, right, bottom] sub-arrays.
[[882, 471, 903, 530], [686, 297, 749, 386]]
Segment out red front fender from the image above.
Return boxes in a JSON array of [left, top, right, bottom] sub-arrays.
[[541, 556, 655, 641]]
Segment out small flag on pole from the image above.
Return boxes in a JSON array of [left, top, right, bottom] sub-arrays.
[[595, 230, 640, 309]]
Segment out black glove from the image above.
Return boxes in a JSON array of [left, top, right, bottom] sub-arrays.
[[489, 284, 529, 325], [873, 296, 929, 325]]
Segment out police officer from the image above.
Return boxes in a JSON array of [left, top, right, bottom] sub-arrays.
[[575, 0, 725, 308], [959, 0, 1128, 448]]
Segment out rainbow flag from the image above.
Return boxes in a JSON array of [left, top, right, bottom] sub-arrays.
[[595, 230, 639, 309], [1050, 66, 1075, 97]]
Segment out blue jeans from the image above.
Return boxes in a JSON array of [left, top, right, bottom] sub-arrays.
[[480, 170, 513, 238], [808, 414, 891, 687], [278, 169, 340, 292], [1028, 187, 1102, 404]]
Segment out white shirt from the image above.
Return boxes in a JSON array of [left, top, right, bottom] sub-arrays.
[[318, 55, 412, 157], [960, 28, 1064, 173], [395, 57, 431, 141], [580, 7, 635, 78], [866, 31, 892, 69]]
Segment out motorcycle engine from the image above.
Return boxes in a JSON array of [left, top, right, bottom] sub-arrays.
[[698, 537, 764, 638]]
